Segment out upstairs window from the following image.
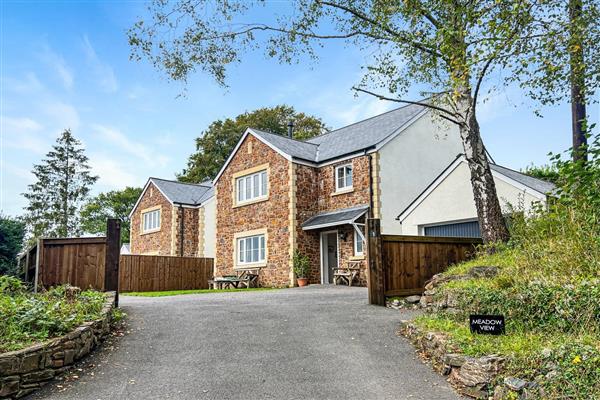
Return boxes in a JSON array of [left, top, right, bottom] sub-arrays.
[[142, 209, 161, 233], [335, 164, 353, 191], [236, 170, 268, 204]]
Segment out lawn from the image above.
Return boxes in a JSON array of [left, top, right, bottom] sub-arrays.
[[122, 287, 279, 297]]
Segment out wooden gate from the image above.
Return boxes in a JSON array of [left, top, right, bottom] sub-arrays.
[[368, 218, 481, 305]]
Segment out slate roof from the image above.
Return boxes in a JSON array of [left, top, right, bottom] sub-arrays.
[[150, 178, 214, 205], [248, 103, 426, 164], [250, 129, 319, 161], [305, 103, 425, 162], [301, 205, 370, 230], [490, 164, 556, 195]]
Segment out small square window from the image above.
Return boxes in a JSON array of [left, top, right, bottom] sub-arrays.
[[335, 163, 353, 192]]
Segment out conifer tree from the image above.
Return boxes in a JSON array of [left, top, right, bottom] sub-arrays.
[[23, 129, 98, 239]]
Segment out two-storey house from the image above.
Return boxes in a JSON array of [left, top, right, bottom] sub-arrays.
[[212, 104, 464, 287], [130, 103, 554, 287]]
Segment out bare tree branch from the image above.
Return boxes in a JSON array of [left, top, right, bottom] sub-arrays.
[[318, 1, 444, 59], [352, 87, 461, 125]]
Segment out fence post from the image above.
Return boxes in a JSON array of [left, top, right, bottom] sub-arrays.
[[105, 219, 121, 306], [367, 218, 385, 306]]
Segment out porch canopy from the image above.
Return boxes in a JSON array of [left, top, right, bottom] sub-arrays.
[[301, 205, 369, 240]]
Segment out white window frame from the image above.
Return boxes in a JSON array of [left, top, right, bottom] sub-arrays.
[[236, 234, 266, 266], [335, 163, 353, 192], [141, 209, 161, 233], [353, 229, 364, 256], [236, 170, 268, 204]]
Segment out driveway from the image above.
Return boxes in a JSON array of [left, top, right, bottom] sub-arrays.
[[30, 286, 459, 400]]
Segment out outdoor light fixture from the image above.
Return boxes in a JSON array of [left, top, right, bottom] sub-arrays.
[[339, 232, 348, 241]]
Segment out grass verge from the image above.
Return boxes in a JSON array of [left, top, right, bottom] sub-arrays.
[[122, 287, 279, 297]]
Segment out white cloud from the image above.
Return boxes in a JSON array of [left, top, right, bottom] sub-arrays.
[[1, 116, 48, 154], [41, 101, 80, 131], [40, 44, 74, 90], [82, 35, 118, 93], [88, 154, 138, 189], [91, 124, 169, 167]]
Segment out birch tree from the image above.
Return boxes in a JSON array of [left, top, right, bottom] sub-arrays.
[[128, 0, 588, 243]]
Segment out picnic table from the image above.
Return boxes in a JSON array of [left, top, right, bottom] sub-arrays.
[[333, 261, 361, 286], [209, 269, 259, 289]]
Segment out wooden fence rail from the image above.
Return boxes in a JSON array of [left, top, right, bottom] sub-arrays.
[[368, 218, 481, 305], [119, 255, 213, 292]]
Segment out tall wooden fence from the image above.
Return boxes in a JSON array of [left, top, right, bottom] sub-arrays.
[[19, 219, 121, 295], [119, 255, 213, 292], [35, 237, 108, 290], [368, 218, 481, 305], [18, 219, 213, 294]]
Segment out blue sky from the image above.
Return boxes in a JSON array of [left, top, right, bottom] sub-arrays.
[[1, 1, 597, 217]]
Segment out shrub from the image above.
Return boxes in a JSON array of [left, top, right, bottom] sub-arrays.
[[292, 250, 310, 278], [0, 278, 106, 352]]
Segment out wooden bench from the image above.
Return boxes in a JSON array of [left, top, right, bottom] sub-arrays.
[[333, 261, 361, 286], [208, 269, 259, 289]]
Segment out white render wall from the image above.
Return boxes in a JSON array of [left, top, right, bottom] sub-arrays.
[[378, 113, 463, 234], [202, 196, 217, 258], [400, 161, 547, 235]]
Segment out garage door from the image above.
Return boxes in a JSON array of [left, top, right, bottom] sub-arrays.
[[423, 221, 481, 238]]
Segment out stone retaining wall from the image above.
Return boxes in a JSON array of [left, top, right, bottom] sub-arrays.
[[399, 320, 505, 399], [0, 292, 116, 399]]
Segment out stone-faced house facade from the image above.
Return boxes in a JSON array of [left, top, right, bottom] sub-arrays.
[[212, 104, 465, 287], [129, 178, 216, 257], [129, 103, 553, 288]]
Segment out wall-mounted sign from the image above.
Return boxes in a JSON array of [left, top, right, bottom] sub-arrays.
[[469, 314, 505, 335]]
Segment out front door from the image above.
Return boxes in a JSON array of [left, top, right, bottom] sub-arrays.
[[321, 231, 339, 284]]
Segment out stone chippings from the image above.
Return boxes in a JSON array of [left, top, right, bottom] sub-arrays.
[[0, 293, 116, 399]]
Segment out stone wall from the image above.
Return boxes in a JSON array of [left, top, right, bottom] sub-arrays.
[[0, 293, 116, 399], [294, 155, 371, 285], [399, 321, 505, 399], [215, 134, 292, 287], [172, 206, 199, 257], [130, 183, 173, 255]]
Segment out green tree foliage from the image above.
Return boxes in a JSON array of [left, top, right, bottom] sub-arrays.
[[522, 164, 560, 184], [22, 129, 98, 239], [178, 105, 327, 183], [80, 187, 143, 243], [0, 215, 26, 276]]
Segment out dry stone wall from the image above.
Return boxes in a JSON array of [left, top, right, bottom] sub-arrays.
[[0, 293, 116, 399]]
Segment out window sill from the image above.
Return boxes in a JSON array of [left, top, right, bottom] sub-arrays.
[[234, 262, 267, 269], [331, 188, 354, 197], [140, 228, 161, 236], [350, 255, 365, 261], [233, 196, 269, 208]]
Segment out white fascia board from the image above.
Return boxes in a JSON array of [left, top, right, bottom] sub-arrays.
[[213, 128, 292, 184], [397, 156, 465, 222], [128, 178, 175, 219], [375, 108, 429, 152]]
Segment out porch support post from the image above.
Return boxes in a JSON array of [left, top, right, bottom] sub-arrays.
[[367, 218, 385, 306]]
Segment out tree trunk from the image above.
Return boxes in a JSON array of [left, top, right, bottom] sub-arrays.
[[457, 93, 510, 244], [569, 0, 587, 162]]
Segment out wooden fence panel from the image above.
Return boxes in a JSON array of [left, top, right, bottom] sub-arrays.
[[38, 237, 107, 291], [118, 255, 214, 292], [380, 235, 481, 297]]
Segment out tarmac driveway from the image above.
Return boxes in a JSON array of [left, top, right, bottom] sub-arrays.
[[30, 285, 459, 400]]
